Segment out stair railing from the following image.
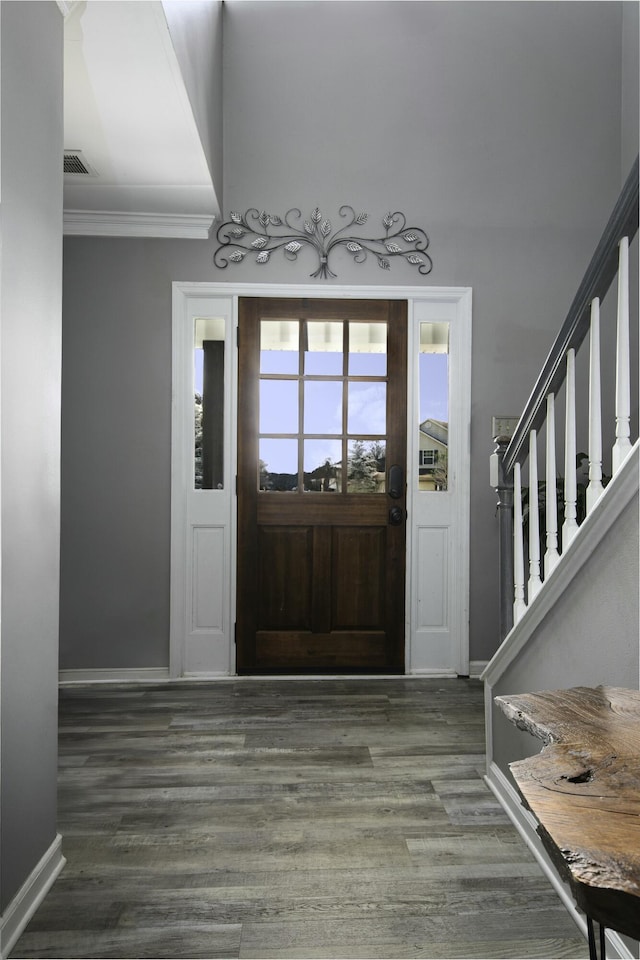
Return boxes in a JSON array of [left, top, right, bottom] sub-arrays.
[[493, 157, 639, 639]]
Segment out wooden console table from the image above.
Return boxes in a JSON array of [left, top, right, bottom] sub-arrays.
[[495, 685, 640, 960]]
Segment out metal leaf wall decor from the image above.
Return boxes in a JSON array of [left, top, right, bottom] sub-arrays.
[[213, 206, 433, 279]]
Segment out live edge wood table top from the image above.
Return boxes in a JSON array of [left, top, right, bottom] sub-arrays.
[[495, 685, 640, 943]]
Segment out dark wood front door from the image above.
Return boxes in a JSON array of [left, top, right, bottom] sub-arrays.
[[236, 298, 407, 674]]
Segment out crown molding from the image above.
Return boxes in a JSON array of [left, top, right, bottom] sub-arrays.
[[63, 210, 214, 240]]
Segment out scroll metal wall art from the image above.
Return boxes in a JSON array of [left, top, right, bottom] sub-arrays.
[[213, 206, 433, 279]]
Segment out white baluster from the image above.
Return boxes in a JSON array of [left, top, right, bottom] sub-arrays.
[[545, 393, 560, 578], [587, 298, 604, 512], [613, 237, 631, 474], [562, 348, 579, 550], [513, 462, 527, 623], [527, 430, 542, 601]]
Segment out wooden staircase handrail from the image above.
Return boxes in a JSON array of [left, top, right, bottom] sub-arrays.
[[504, 156, 639, 476]]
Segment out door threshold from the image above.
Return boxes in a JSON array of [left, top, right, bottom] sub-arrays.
[[233, 673, 456, 680]]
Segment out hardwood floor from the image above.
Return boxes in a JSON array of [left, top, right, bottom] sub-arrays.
[[11, 678, 588, 959]]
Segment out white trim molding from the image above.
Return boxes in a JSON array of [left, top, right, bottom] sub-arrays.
[[485, 763, 635, 960], [469, 660, 488, 678], [0, 834, 66, 960], [171, 282, 472, 679], [63, 210, 214, 239], [56, 0, 81, 16], [59, 667, 170, 685], [408, 668, 459, 678]]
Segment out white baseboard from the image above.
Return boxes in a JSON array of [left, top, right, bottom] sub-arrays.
[[485, 762, 636, 960], [59, 669, 482, 685], [0, 834, 66, 959], [408, 668, 459, 678], [469, 660, 488, 678], [59, 667, 170, 685]]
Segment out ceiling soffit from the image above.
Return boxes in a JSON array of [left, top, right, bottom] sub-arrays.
[[62, 1, 219, 238]]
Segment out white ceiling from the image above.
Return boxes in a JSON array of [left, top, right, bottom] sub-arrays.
[[63, 0, 219, 237]]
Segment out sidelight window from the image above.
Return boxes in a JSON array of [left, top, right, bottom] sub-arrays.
[[418, 321, 449, 491], [194, 316, 225, 490]]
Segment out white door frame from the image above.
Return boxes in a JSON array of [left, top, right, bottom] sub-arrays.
[[171, 281, 472, 677]]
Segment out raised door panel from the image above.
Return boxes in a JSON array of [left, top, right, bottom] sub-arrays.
[[417, 526, 448, 629], [192, 526, 225, 631], [257, 526, 313, 629], [332, 526, 386, 629]]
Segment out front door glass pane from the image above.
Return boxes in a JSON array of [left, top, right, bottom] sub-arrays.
[[347, 439, 386, 493], [304, 321, 343, 375], [348, 321, 387, 375], [347, 382, 386, 435], [418, 321, 449, 491], [260, 320, 299, 374], [260, 379, 298, 433], [303, 439, 341, 492], [304, 381, 343, 434], [259, 438, 298, 491]]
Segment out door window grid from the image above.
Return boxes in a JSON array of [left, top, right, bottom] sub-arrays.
[[259, 318, 388, 493]]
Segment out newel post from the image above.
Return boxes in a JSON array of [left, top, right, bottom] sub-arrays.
[[491, 436, 514, 640]]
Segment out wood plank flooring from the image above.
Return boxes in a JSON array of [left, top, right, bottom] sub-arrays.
[[11, 678, 589, 959]]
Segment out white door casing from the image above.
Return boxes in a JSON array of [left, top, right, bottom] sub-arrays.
[[170, 291, 236, 676], [170, 282, 472, 677]]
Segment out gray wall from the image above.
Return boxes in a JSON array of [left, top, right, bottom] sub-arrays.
[[622, 0, 639, 178], [60, 240, 173, 669], [61, 1, 631, 670], [1, 1, 63, 910]]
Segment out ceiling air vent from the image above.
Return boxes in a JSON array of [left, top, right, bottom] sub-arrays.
[[64, 150, 98, 177]]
